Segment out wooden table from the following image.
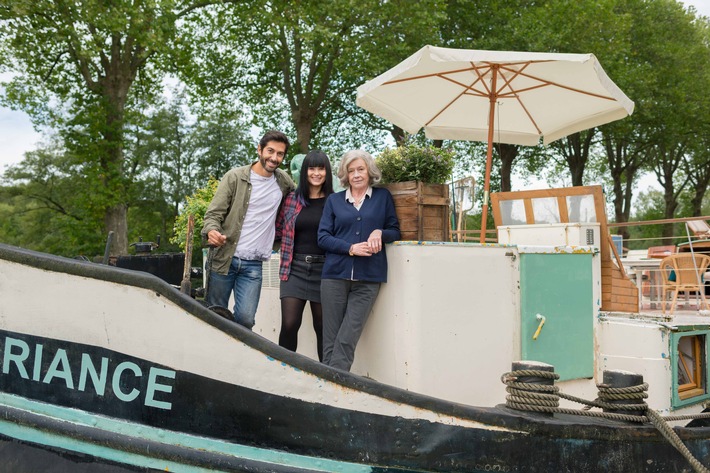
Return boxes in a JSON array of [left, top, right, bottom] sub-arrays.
[[677, 239, 710, 254]]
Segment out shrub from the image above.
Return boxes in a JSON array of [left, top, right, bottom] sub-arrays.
[[171, 177, 219, 251], [376, 144, 455, 184]]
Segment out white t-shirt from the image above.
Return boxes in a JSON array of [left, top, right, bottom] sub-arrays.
[[234, 171, 282, 261]]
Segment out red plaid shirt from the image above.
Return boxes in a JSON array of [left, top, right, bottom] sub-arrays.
[[275, 192, 303, 281]]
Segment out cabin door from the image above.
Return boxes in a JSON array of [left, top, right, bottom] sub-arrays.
[[520, 253, 594, 380]]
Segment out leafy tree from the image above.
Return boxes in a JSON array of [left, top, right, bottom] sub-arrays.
[[126, 89, 254, 250], [626, 0, 710, 237], [439, 0, 628, 195], [627, 188, 666, 249], [180, 0, 445, 157], [683, 146, 710, 217], [0, 0, 224, 255], [0, 139, 108, 255], [171, 176, 219, 253]]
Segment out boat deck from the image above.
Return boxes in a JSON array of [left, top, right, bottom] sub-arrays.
[[605, 307, 710, 325]]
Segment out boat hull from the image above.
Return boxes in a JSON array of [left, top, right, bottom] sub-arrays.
[[1, 243, 709, 472]]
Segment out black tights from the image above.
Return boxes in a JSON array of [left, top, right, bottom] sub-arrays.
[[279, 297, 323, 361]]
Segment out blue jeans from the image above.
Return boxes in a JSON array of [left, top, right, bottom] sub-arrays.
[[207, 257, 263, 329]]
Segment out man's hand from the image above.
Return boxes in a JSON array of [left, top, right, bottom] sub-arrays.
[[207, 230, 227, 247]]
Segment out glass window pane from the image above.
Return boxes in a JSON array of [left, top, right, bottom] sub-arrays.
[[499, 200, 526, 225], [567, 195, 597, 223], [532, 197, 560, 224], [677, 335, 706, 401]]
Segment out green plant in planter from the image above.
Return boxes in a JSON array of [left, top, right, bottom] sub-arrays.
[[376, 144, 455, 184], [171, 177, 219, 252]]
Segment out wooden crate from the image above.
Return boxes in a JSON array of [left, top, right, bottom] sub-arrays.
[[384, 181, 450, 241]]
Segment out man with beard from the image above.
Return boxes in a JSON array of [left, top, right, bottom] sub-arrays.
[[202, 130, 295, 328]]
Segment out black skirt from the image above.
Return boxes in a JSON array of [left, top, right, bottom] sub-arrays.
[[280, 258, 325, 302]]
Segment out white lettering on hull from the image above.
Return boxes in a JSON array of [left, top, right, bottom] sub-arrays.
[[1, 337, 175, 410]]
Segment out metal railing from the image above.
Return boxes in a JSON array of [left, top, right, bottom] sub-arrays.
[[608, 216, 710, 312]]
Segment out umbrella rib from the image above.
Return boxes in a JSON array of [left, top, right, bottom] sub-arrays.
[[439, 75, 489, 97], [424, 76, 482, 126], [498, 64, 619, 101], [494, 63, 544, 136], [382, 65, 487, 85], [513, 92, 542, 136]]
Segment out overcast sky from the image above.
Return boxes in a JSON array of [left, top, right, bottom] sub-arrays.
[[1, 0, 709, 176]]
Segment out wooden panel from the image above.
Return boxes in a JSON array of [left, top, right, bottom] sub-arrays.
[[385, 181, 450, 241], [558, 196, 570, 224]]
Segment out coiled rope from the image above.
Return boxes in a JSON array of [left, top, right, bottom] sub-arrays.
[[501, 369, 710, 473]]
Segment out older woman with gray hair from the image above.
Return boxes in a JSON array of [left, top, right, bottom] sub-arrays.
[[317, 149, 400, 371]]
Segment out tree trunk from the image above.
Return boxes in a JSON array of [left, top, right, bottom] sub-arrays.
[[498, 144, 518, 192], [654, 143, 689, 240], [293, 110, 315, 153], [105, 204, 128, 256], [687, 156, 710, 216], [690, 184, 708, 216], [96, 41, 140, 255], [559, 131, 595, 187], [603, 135, 642, 242], [662, 186, 679, 240], [391, 126, 406, 146]]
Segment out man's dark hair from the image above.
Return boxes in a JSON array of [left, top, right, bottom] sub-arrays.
[[295, 150, 334, 206], [259, 130, 290, 153]]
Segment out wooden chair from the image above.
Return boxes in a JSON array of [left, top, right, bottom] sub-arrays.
[[659, 254, 710, 314]]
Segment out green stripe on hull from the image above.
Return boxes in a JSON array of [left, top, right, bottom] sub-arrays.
[[0, 393, 372, 473]]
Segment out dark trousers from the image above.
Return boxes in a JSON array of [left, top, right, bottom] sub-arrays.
[[320, 279, 380, 371]]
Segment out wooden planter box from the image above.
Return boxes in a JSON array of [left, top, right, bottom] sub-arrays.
[[384, 181, 450, 241]]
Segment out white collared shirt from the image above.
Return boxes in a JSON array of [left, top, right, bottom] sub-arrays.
[[345, 186, 372, 211]]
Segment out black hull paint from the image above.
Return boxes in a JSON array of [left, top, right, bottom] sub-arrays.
[[0, 436, 157, 473], [1, 243, 710, 472]]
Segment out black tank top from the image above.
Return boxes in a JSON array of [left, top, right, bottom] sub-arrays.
[[293, 197, 326, 255]]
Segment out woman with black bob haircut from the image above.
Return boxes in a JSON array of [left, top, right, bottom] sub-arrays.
[[275, 150, 334, 360]]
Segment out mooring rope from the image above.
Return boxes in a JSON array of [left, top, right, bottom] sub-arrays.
[[501, 369, 710, 473]]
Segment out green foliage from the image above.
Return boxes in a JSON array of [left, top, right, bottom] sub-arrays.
[[0, 140, 110, 257], [0, 0, 216, 254], [179, 0, 445, 155], [376, 145, 455, 185], [626, 188, 667, 249], [171, 177, 219, 252], [2, 0, 710, 253]]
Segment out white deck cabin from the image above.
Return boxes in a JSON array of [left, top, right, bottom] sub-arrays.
[[249, 185, 710, 421]]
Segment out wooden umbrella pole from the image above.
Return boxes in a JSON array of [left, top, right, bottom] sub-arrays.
[[480, 66, 498, 244]]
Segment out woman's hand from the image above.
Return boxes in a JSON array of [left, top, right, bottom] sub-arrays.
[[348, 230, 383, 257], [350, 241, 372, 257], [367, 229, 383, 254]]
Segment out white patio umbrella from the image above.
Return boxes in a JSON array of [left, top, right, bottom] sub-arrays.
[[356, 45, 634, 243]]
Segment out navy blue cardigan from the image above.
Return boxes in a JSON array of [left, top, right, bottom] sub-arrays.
[[318, 187, 400, 283]]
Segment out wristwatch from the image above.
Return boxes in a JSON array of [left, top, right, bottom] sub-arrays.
[[349, 245, 354, 256]]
